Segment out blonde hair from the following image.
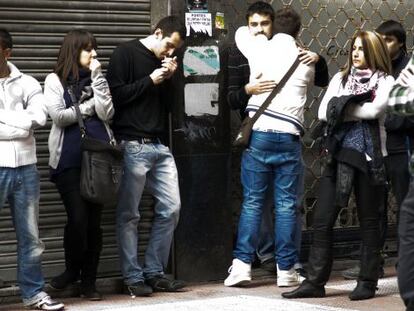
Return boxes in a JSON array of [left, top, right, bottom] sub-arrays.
[[342, 30, 392, 84]]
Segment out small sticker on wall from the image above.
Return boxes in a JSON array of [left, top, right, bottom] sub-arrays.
[[184, 83, 219, 116], [186, 0, 208, 12], [185, 13, 212, 36], [183, 46, 220, 77]]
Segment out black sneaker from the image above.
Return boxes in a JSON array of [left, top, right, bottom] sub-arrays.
[[80, 284, 102, 301], [379, 266, 385, 278], [342, 265, 360, 280], [295, 267, 307, 278], [260, 259, 276, 274], [145, 275, 186, 292], [124, 281, 153, 298], [27, 295, 65, 310], [49, 271, 78, 290]]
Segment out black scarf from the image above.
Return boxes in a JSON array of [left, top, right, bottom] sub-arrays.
[[64, 68, 92, 107]]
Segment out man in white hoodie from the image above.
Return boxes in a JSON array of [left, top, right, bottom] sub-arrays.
[[0, 28, 64, 311]]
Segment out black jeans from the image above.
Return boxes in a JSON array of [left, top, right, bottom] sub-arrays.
[[55, 168, 103, 285], [398, 180, 414, 310], [311, 164, 384, 282]]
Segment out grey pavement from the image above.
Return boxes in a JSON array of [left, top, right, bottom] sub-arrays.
[[0, 266, 404, 311]]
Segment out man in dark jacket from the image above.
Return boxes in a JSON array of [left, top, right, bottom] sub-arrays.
[[388, 52, 414, 311]]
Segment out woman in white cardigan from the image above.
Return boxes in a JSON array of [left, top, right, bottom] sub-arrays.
[[44, 29, 113, 301], [283, 30, 394, 301]]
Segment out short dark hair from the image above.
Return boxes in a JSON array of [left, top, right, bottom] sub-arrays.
[[376, 20, 407, 53], [0, 28, 12, 50], [154, 16, 186, 40], [273, 7, 301, 38], [246, 1, 275, 22]]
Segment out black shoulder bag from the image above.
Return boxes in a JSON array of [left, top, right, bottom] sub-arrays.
[[68, 88, 123, 205], [233, 56, 301, 149]]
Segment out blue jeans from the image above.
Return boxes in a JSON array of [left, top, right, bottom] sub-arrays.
[[0, 165, 48, 305], [234, 131, 301, 270], [257, 159, 304, 265], [116, 141, 181, 285]]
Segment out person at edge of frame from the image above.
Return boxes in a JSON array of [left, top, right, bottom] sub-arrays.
[[0, 28, 65, 311], [388, 50, 414, 311]]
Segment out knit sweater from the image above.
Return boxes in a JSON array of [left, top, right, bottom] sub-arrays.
[[235, 26, 315, 135], [44, 69, 114, 169], [106, 39, 172, 141], [0, 62, 47, 168]]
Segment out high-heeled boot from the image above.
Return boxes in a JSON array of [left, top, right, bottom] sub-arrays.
[[349, 246, 380, 300], [282, 246, 332, 299]]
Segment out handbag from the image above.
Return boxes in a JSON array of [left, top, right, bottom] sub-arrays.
[[68, 88, 123, 205], [233, 56, 301, 148]]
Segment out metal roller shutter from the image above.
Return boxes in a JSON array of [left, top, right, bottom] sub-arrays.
[[0, 0, 153, 284]]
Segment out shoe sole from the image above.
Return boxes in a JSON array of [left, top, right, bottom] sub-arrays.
[[342, 275, 358, 280], [80, 294, 102, 301], [124, 289, 153, 298], [224, 279, 251, 287], [49, 283, 71, 291], [278, 281, 300, 287]]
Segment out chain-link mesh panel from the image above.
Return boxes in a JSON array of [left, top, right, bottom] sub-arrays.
[[224, 0, 413, 232]]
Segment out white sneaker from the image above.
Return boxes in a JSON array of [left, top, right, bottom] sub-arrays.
[[224, 258, 251, 287], [28, 295, 65, 310], [277, 265, 305, 287]]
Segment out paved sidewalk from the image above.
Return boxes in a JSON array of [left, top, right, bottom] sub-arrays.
[[0, 267, 405, 311]]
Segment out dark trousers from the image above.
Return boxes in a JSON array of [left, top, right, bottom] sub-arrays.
[[311, 164, 383, 283], [381, 153, 411, 247], [55, 168, 103, 285], [398, 181, 414, 310]]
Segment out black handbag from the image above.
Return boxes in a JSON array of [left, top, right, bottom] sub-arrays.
[[233, 57, 301, 148], [69, 88, 123, 205]]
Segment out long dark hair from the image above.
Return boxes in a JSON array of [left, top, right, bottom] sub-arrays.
[[54, 29, 97, 85]]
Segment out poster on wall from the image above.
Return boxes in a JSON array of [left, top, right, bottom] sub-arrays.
[[185, 13, 212, 37], [184, 83, 219, 116], [183, 46, 219, 77], [186, 0, 208, 12]]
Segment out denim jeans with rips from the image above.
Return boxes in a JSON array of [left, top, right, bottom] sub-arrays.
[[234, 131, 301, 270], [116, 141, 181, 285], [0, 164, 48, 305]]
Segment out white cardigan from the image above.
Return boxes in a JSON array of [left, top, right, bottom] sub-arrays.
[[318, 71, 395, 156], [44, 69, 114, 169]]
